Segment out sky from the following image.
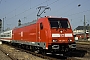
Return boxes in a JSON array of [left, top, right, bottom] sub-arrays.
[[0, 0, 90, 30]]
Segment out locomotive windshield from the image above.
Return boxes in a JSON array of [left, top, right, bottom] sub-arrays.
[[48, 18, 70, 28]]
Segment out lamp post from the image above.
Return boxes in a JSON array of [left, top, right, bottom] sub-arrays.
[[3, 18, 4, 31], [83, 15, 86, 40], [0, 19, 2, 32], [89, 26, 90, 40]]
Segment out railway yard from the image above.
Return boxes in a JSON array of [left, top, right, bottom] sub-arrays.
[[0, 42, 46, 60], [0, 41, 90, 60], [0, 0, 90, 60]]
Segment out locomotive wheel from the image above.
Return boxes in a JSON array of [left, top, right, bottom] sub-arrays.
[[41, 50, 46, 55], [34, 47, 40, 54], [11, 43, 15, 46], [26, 45, 29, 50], [18, 44, 21, 48], [34, 50, 40, 54], [29, 46, 36, 52], [21, 44, 25, 49]]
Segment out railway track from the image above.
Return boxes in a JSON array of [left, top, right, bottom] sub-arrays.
[[76, 43, 90, 57], [71, 42, 90, 60], [0, 43, 46, 60], [77, 43, 90, 52], [10, 44, 64, 60], [1, 43, 90, 60], [0, 44, 79, 60], [0, 45, 17, 60], [10, 43, 82, 60]]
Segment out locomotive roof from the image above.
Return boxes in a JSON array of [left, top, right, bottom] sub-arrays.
[[44, 16, 68, 19], [14, 20, 37, 29], [14, 17, 68, 29]]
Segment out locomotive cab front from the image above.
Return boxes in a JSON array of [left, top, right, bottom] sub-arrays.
[[47, 18, 76, 53]]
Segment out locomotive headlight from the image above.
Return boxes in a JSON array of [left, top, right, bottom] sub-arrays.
[[68, 38, 73, 42], [68, 39, 72, 42], [69, 40, 72, 41], [52, 40, 58, 42]]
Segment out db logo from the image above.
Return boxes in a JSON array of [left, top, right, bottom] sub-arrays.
[[60, 34, 65, 37]]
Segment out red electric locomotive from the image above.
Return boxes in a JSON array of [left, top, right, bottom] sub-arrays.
[[0, 16, 76, 54]]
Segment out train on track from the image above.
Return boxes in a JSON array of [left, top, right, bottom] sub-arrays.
[[0, 16, 76, 54]]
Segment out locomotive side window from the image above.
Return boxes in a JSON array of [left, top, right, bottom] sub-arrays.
[[48, 18, 70, 28], [40, 23, 43, 30]]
